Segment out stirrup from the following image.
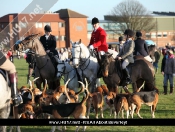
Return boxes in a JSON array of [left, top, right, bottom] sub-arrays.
[[12, 95, 23, 107], [125, 77, 131, 85]]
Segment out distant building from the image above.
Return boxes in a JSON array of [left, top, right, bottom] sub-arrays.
[[104, 11, 175, 47], [0, 9, 88, 49]]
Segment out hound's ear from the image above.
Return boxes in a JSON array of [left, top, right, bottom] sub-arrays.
[[78, 39, 81, 44], [108, 53, 113, 58]]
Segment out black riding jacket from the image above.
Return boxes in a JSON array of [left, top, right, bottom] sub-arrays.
[[134, 38, 149, 57]]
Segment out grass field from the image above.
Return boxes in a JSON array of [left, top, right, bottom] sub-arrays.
[[7, 56, 175, 132]]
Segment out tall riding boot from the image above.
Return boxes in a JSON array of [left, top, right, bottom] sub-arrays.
[[9, 73, 23, 106], [123, 68, 131, 84], [170, 87, 174, 94], [163, 86, 167, 95]]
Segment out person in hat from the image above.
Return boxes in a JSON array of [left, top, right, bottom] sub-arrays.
[[88, 17, 108, 55], [40, 25, 58, 57], [88, 17, 108, 78], [134, 31, 152, 62], [116, 29, 135, 84], [0, 51, 23, 106], [115, 36, 125, 53], [161, 49, 175, 95]]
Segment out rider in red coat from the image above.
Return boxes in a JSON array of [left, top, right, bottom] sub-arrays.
[[89, 17, 108, 54], [88, 17, 108, 78]]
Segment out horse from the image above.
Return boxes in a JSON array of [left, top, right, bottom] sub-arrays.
[[70, 39, 101, 92], [148, 45, 156, 62], [100, 53, 156, 93], [16, 34, 59, 90], [0, 70, 11, 132], [56, 59, 79, 92]]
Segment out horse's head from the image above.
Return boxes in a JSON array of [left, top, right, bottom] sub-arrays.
[[14, 40, 24, 51], [56, 59, 66, 78], [17, 34, 39, 52], [148, 45, 156, 62], [100, 53, 113, 77], [71, 39, 90, 68]]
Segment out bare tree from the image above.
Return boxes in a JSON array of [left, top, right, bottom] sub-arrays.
[[107, 0, 156, 34]]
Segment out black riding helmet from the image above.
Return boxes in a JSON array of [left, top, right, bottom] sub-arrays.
[[124, 29, 134, 37], [119, 36, 123, 41], [136, 31, 142, 37], [44, 25, 52, 32], [91, 17, 99, 25]]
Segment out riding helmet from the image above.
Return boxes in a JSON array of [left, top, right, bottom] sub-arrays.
[[119, 36, 123, 41], [44, 25, 52, 32], [92, 17, 99, 24], [124, 29, 134, 37], [136, 31, 142, 37]]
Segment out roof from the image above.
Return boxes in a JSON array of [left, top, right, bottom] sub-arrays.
[[54, 9, 88, 18]]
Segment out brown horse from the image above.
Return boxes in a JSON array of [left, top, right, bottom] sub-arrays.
[[100, 53, 156, 93], [16, 34, 59, 90]]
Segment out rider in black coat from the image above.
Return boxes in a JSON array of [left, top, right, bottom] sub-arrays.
[[40, 25, 58, 57], [134, 31, 152, 62]]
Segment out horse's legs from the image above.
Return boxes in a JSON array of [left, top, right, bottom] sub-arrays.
[[132, 82, 138, 93], [27, 68, 33, 83], [0, 103, 11, 132], [114, 85, 119, 94]]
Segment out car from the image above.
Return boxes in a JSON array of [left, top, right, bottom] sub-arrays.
[[145, 40, 156, 46]]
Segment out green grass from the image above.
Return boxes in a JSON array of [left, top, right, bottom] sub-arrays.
[[7, 56, 175, 132]]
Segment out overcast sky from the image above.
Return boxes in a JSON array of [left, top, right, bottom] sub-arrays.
[[1, 0, 175, 20]]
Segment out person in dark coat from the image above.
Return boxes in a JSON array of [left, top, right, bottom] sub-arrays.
[[161, 50, 175, 95], [0, 51, 23, 106], [115, 36, 124, 53], [134, 31, 152, 62], [40, 25, 58, 57]]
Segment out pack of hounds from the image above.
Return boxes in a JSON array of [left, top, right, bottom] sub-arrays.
[[9, 77, 159, 132]]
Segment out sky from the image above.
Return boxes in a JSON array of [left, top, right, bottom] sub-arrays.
[[1, 0, 175, 20]]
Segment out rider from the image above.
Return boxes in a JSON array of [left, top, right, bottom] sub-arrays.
[[134, 31, 152, 62], [117, 29, 135, 84], [31, 25, 58, 77], [116, 36, 124, 53], [0, 51, 23, 106], [88, 17, 108, 78], [40, 25, 58, 57]]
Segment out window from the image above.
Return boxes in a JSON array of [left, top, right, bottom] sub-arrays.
[[60, 36, 65, 41], [146, 33, 151, 39], [157, 32, 162, 38], [20, 22, 27, 28], [43, 23, 50, 27], [55, 36, 59, 41], [1, 24, 3, 29], [163, 32, 167, 37], [151, 33, 156, 38], [35, 23, 42, 28], [58, 22, 65, 28]]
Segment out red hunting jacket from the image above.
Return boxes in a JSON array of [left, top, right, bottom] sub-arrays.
[[90, 27, 108, 52]]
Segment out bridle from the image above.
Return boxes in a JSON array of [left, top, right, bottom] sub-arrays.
[[57, 61, 76, 82], [72, 43, 91, 71]]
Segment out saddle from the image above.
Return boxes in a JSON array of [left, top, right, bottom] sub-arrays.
[[47, 52, 59, 76]]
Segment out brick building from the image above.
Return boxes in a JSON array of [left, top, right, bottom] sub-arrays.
[[0, 9, 88, 49]]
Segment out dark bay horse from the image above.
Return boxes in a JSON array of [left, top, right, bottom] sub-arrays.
[[16, 34, 59, 90], [101, 53, 156, 93]]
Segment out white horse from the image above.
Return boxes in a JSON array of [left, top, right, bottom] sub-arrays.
[[70, 39, 101, 92], [0, 71, 11, 132], [56, 59, 79, 92]]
